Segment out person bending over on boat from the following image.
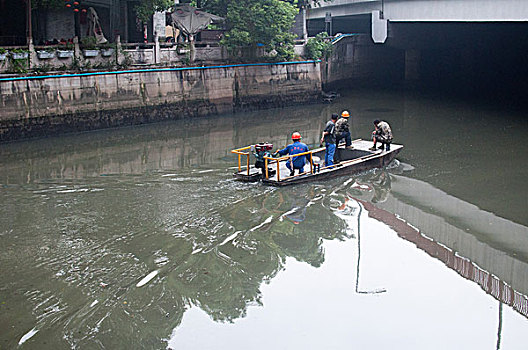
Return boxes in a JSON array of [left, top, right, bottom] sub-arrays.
[[253, 142, 274, 175], [274, 132, 309, 177], [369, 119, 393, 151], [320, 113, 338, 167], [336, 110, 352, 148]]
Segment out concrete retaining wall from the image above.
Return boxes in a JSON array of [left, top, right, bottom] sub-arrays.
[[323, 34, 404, 88], [0, 61, 321, 142]]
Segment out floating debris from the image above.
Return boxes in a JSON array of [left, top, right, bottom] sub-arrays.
[[136, 270, 159, 287], [18, 328, 38, 345]]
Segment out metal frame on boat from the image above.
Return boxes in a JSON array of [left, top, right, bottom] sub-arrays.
[[231, 139, 403, 186]]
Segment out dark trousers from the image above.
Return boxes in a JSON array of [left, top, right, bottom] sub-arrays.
[[336, 131, 351, 147]]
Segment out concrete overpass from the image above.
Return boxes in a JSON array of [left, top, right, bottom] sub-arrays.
[[307, 0, 528, 98], [307, 0, 528, 42]]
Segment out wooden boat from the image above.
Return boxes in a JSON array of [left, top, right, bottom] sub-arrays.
[[231, 139, 403, 186]]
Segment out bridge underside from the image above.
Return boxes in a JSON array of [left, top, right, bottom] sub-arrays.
[[318, 19, 528, 105], [307, 14, 372, 37]]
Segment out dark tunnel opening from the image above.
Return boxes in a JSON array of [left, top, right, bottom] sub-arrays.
[[311, 19, 528, 107], [389, 22, 528, 106]]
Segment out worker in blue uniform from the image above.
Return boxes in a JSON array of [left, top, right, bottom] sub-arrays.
[[274, 132, 310, 176]]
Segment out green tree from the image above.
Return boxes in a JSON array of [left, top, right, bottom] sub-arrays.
[[220, 0, 298, 61], [305, 32, 333, 60], [283, 0, 331, 8], [135, 0, 174, 23]]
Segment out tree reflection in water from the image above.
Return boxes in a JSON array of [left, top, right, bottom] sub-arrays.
[[61, 181, 356, 348]]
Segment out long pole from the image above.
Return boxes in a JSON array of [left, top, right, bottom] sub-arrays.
[[496, 302, 503, 350], [26, 0, 32, 44]]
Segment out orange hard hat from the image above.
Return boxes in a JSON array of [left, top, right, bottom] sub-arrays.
[[341, 110, 350, 118], [292, 132, 302, 140]]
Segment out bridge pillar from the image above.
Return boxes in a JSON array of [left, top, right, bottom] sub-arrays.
[[293, 7, 308, 40], [405, 49, 421, 82], [371, 11, 387, 43]]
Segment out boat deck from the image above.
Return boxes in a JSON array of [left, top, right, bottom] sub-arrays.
[[232, 139, 403, 186]]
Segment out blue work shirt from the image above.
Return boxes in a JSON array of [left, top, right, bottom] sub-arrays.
[[277, 141, 309, 169]]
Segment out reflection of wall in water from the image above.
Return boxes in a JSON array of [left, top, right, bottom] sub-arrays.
[[361, 198, 528, 320], [354, 174, 528, 317], [0, 106, 331, 183]]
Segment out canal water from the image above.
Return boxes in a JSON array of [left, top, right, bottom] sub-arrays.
[[1, 89, 527, 349]]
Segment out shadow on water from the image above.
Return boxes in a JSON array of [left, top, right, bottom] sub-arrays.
[[1, 91, 528, 348]]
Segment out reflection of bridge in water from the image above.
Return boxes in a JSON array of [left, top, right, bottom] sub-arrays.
[[353, 173, 528, 319]]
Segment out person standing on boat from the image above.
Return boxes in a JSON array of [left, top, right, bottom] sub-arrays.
[[369, 119, 393, 151], [274, 132, 309, 177], [320, 114, 338, 167], [335, 110, 352, 148]]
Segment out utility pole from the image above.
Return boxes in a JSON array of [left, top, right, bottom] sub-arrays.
[[26, 0, 32, 44]]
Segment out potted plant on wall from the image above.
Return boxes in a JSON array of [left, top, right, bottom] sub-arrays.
[[57, 42, 74, 58], [100, 43, 115, 57], [0, 48, 7, 61], [81, 37, 99, 57], [11, 48, 29, 60], [8, 49, 29, 73], [37, 47, 56, 59]]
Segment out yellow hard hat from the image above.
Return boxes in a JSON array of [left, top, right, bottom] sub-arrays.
[[341, 110, 350, 118]]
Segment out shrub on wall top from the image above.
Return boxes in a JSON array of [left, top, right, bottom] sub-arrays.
[[305, 32, 333, 60]]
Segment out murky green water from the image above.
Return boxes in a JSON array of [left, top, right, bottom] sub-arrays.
[[1, 89, 527, 349]]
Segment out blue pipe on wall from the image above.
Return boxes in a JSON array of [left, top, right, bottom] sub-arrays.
[[0, 60, 321, 82]]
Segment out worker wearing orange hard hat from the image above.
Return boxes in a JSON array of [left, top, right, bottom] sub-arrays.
[[336, 110, 352, 148], [274, 132, 310, 177]]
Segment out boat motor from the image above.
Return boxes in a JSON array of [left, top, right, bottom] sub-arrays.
[[255, 142, 273, 152]]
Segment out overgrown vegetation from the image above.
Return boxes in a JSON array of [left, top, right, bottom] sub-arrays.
[[33, 63, 53, 73], [199, 0, 332, 12], [131, 0, 303, 61], [219, 0, 298, 61], [305, 32, 333, 60], [7, 49, 30, 73], [81, 37, 98, 50]]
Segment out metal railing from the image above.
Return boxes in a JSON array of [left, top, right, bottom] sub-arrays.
[[231, 146, 252, 175], [232, 140, 381, 183], [231, 145, 321, 182], [263, 151, 315, 181]]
